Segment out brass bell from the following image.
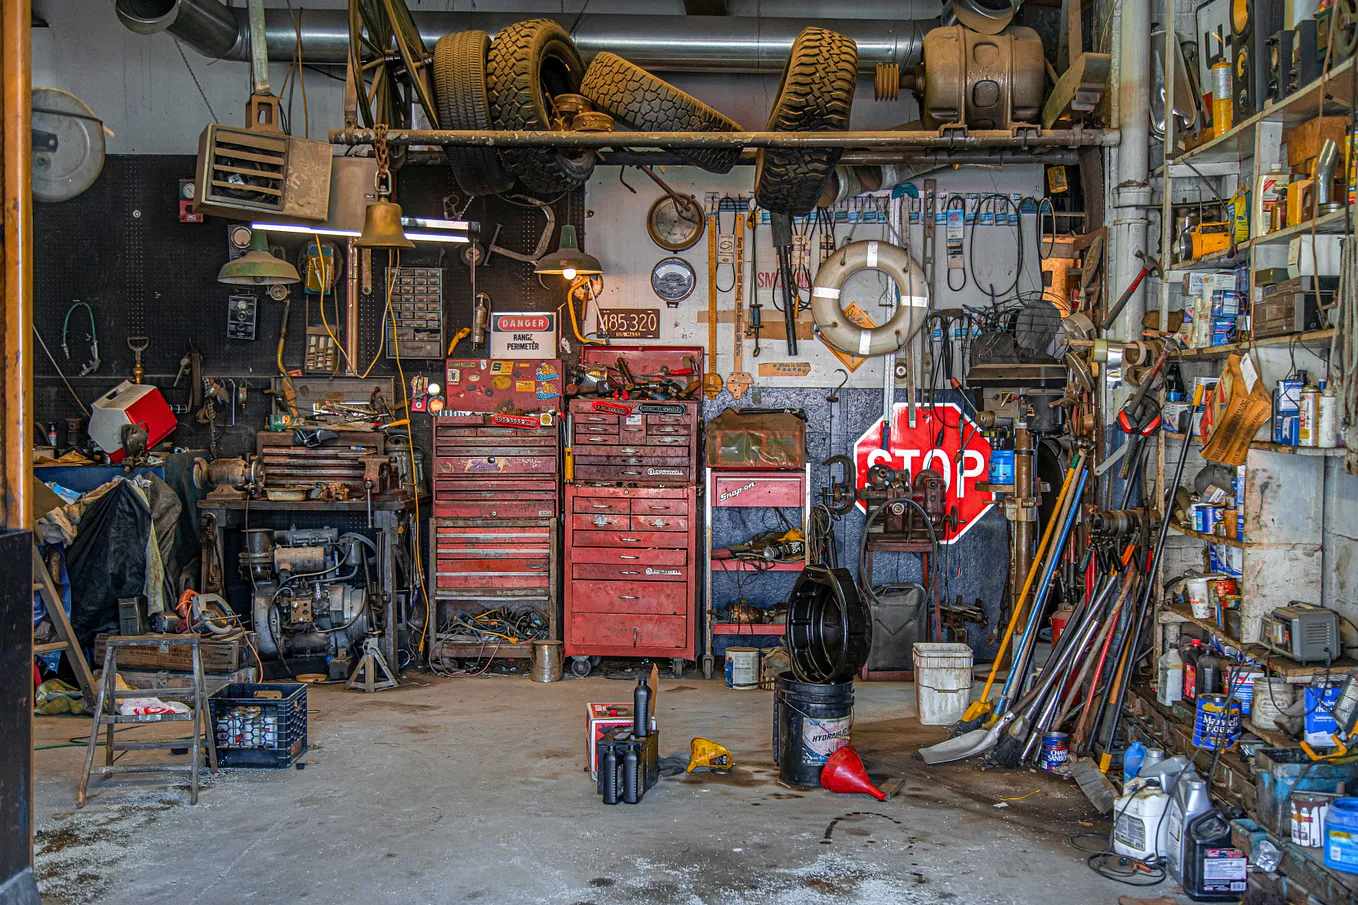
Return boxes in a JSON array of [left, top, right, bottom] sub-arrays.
[[355, 199, 414, 250]]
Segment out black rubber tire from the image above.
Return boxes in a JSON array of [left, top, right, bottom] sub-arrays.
[[433, 31, 516, 196], [754, 27, 858, 216], [581, 52, 743, 174], [487, 18, 594, 195]]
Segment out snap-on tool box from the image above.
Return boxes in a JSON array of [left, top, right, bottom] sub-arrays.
[[564, 348, 702, 676], [430, 359, 563, 660]]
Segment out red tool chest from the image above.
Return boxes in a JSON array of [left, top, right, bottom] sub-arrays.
[[564, 485, 698, 675], [429, 359, 563, 661], [569, 399, 701, 484], [563, 347, 703, 678]]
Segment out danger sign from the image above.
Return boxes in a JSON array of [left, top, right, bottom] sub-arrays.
[[852, 402, 994, 543]]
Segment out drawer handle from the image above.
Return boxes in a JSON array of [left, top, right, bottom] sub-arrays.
[[619, 570, 640, 575], [591, 504, 611, 510], [622, 471, 642, 476], [619, 537, 640, 543], [528, 561, 547, 570], [647, 520, 668, 528], [620, 595, 640, 600], [586, 437, 606, 443], [633, 628, 638, 647], [619, 555, 639, 560], [647, 505, 669, 510]]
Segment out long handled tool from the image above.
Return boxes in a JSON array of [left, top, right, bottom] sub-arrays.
[[996, 460, 1089, 714], [956, 453, 1084, 730]]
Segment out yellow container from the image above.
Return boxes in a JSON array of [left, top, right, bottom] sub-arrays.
[[1211, 60, 1234, 137]]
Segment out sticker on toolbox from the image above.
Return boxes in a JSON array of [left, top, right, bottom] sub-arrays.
[[516, 380, 535, 392], [536, 363, 559, 380], [491, 361, 515, 375], [537, 382, 560, 400], [447, 368, 461, 384], [464, 459, 506, 472]]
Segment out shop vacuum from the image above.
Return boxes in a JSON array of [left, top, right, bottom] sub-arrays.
[[596, 679, 659, 805]]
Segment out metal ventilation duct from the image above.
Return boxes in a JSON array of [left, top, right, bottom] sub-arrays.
[[113, 0, 936, 73]]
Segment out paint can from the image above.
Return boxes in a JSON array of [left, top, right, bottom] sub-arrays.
[[1041, 731, 1070, 772], [772, 672, 853, 789], [725, 647, 760, 690], [1292, 792, 1338, 848], [1192, 693, 1242, 749], [1251, 678, 1294, 731], [530, 640, 563, 683], [988, 449, 1015, 485]]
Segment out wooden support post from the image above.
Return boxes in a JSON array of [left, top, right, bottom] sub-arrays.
[[1, 0, 32, 532]]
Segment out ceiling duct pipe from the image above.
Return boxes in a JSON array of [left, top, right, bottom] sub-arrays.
[[113, 0, 936, 73]]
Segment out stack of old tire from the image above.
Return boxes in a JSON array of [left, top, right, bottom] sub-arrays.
[[431, 20, 857, 214]]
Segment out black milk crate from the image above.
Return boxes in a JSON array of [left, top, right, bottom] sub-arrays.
[[209, 682, 308, 768]]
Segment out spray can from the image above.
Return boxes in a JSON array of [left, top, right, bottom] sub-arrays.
[[1300, 383, 1321, 447], [1211, 58, 1234, 138], [1319, 380, 1339, 449]]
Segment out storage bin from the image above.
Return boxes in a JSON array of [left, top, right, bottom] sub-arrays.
[[912, 642, 973, 726], [210, 682, 308, 768]]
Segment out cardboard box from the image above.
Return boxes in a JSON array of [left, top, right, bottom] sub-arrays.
[[1287, 116, 1349, 169]]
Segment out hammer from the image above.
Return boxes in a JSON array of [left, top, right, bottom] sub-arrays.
[[1100, 250, 1163, 331]]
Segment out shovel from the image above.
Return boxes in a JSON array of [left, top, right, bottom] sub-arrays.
[[919, 710, 1018, 765]]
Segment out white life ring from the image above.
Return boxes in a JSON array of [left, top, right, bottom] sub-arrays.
[[811, 240, 929, 357]]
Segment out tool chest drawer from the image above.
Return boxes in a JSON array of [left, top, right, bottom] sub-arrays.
[[568, 399, 700, 485], [431, 520, 556, 594], [564, 485, 698, 662]]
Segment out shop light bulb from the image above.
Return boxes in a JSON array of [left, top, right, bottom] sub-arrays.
[[561, 266, 577, 281]]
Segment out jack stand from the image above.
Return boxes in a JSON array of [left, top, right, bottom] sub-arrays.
[[347, 635, 398, 692]]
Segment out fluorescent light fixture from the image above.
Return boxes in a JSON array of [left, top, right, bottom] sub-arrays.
[[252, 222, 360, 238], [401, 217, 473, 231], [404, 231, 470, 244], [253, 221, 468, 244]]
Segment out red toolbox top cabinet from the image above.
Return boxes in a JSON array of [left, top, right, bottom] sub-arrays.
[[568, 398, 700, 487], [563, 485, 697, 663]]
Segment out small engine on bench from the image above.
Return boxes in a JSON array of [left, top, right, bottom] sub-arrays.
[[858, 464, 958, 541]]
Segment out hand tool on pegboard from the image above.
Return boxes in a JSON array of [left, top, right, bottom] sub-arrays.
[[702, 207, 724, 398], [1100, 250, 1161, 331], [770, 211, 799, 355], [727, 210, 752, 399]]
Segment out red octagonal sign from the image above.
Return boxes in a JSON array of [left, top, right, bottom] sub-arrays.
[[852, 402, 994, 543]]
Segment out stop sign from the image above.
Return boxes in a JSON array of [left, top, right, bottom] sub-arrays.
[[852, 402, 994, 543]]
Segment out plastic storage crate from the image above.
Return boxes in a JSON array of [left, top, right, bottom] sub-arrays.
[[209, 682, 308, 768]]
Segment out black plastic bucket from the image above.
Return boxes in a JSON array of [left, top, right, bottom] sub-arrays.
[[772, 671, 854, 789]]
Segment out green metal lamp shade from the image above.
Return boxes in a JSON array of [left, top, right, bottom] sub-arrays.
[[218, 230, 301, 286], [534, 225, 602, 278]]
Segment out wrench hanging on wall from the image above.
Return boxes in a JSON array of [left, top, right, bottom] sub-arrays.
[[770, 211, 798, 355]]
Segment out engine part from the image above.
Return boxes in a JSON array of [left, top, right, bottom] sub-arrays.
[[859, 465, 958, 540], [823, 454, 858, 515], [245, 526, 376, 676], [812, 240, 928, 357], [944, 0, 1021, 35], [912, 25, 1045, 130], [32, 88, 106, 203], [1087, 509, 1149, 536], [193, 455, 266, 495]]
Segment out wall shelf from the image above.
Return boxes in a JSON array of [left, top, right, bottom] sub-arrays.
[[1168, 522, 1250, 549], [1178, 328, 1336, 360], [1251, 442, 1347, 457], [1160, 605, 1357, 682]]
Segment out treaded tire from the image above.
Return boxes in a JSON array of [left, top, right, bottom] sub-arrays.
[[754, 27, 858, 216], [581, 52, 743, 174], [487, 18, 594, 195], [433, 31, 516, 196]]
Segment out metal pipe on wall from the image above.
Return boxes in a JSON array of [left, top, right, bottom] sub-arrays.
[[1108, 0, 1152, 345], [330, 128, 1121, 149], [114, 0, 934, 72]]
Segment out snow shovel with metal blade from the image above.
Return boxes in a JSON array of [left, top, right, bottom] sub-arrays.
[[919, 710, 1018, 765]]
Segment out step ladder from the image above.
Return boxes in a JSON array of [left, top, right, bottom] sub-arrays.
[[32, 543, 95, 705], [77, 635, 218, 807]]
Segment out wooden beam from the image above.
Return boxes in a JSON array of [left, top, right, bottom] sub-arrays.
[[1042, 51, 1111, 129], [2, 0, 32, 531], [683, 0, 728, 14]]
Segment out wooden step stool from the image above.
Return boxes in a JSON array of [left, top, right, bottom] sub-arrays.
[[32, 543, 95, 704], [77, 636, 218, 807]]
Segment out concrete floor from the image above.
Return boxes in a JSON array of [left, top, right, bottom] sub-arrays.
[[30, 673, 1166, 905]]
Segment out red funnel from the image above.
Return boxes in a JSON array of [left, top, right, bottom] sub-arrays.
[[820, 746, 886, 800]]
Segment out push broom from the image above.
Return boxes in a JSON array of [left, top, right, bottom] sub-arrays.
[[952, 452, 1084, 733]]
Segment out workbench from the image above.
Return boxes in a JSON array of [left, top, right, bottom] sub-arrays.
[[197, 498, 414, 673]]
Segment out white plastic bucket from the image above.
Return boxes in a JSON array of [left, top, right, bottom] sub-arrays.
[[912, 642, 974, 725], [725, 647, 760, 690]]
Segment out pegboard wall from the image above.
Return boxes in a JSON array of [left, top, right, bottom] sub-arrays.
[[33, 155, 584, 457]]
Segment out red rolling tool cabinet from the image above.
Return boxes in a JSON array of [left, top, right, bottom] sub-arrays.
[[562, 347, 702, 677], [429, 359, 563, 663]]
